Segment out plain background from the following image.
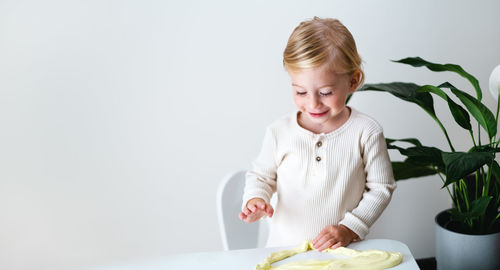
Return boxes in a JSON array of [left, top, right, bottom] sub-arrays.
[[1, 0, 500, 269]]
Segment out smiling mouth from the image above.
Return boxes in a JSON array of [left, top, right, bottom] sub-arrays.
[[309, 110, 329, 118]]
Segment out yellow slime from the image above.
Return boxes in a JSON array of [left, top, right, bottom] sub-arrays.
[[255, 240, 402, 270]]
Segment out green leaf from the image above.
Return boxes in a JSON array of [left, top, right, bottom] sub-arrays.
[[400, 146, 444, 169], [449, 208, 467, 222], [391, 161, 437, 180], [450, 196, 493, 222], [442, 151, 495, 187], [360, 82, 436, 117], [417, 85, 472, 131], [386, 138, 423, 147], [360, 82, 457, 152], [490, 161, 500, 186], [469, 197, 493, 217], [346, 93, 353, 104], [393, 57, 482, 100], [440, 82, 497, 139], [469, 145, 500, 153], [385, 138, 445, 172]]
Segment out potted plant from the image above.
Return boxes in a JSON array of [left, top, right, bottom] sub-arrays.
[[355, 57, 500, 270]]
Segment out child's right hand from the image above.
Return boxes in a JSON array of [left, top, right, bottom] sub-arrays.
[[238, 198, 274, 223]]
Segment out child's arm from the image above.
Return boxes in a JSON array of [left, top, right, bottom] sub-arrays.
[[238, 198, 274, 223], [240, 127, 279, 220], [338, 131, 396, 240]]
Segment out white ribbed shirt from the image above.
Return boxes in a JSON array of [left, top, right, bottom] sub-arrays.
[[242, 107, 396, 247]]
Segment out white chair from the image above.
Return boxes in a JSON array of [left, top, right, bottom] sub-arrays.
[[218, 170, 277, 251]]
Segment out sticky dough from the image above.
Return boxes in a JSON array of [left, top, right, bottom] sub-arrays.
[[255, 240, 402, 270]]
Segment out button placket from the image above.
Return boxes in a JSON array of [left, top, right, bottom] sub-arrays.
[[314, 135, 325, 166], [312, 135, 325, 176]]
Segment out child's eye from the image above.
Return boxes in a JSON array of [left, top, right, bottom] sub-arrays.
[[319, 91, 332, 96]]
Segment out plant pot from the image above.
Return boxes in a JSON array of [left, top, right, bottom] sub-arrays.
[[435, 209, 500, 270]]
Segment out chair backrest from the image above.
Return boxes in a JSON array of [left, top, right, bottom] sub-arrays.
[[216, 170, 259, 250]]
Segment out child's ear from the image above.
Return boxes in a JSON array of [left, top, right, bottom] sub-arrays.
[[349, 70, 361, 92]]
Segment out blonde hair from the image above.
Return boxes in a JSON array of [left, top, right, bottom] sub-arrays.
[[283, 17, 365, 88]]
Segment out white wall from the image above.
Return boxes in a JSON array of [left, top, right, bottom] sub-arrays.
[[1, 0, 499, 269]]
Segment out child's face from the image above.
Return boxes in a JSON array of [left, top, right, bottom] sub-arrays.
[[288, 64, 358, 128]]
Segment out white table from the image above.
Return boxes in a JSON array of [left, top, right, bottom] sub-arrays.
[[87, 239, 419, 270]]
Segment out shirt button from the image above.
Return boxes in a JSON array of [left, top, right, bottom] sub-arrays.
[[316, 141, 322, 147], [316, 156, 321, 162]]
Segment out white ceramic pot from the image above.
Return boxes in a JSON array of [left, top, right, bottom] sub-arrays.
[[435, 209, 500, 270]]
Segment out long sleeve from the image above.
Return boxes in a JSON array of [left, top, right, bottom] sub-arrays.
[[241, 127, 278, 210], [241, 108, 396, 247], [339, 131, 396, 239]]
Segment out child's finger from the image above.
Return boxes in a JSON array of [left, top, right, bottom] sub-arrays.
[[312, 233, 324, 248], [245, 211, 263, 223], [240, 212, 255, 223], [255, 200, 266, 210], [313, 228, 327, 246], [314, 228, 337, 250], [265, 204, 274, 217], [315, 236, 336, 251], [248, 203, 257, 212], [240, 211, 257, 223], [330, 242, 342, 250]]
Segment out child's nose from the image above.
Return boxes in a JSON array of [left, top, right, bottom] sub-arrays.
[[309, 94, 321, 108]]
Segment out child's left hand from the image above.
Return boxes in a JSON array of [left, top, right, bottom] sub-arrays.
[[312, 225, 359, 251]]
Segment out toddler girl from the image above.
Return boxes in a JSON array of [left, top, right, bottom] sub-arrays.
[[239, 17, 396, 251]]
